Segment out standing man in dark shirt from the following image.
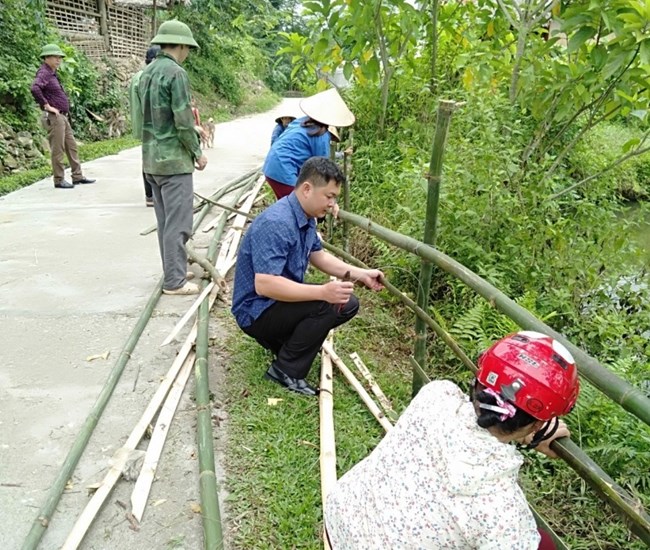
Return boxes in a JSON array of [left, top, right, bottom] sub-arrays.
[[232, 157, 384, 396], [31, 44, 96, 189]]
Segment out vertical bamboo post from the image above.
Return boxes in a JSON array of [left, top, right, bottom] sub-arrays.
[[96, 0, 110, 50], [343, 128, 353, 252], [413, 100, 457, 395]]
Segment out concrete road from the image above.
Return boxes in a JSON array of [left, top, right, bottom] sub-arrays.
[[0, 98, 301, 549]]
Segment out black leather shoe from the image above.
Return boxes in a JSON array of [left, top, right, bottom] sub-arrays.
[[73, 177, 96, 184], [54, 180, 74, 189], [264, 364, 319, 396]]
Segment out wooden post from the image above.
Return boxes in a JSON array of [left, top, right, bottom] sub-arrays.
[[152, 0, 157, 38], [413, 100, 457, 395], [96, 0, 110, 50]]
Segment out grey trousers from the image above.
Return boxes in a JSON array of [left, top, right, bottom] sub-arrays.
[[144, 173, 193, 290]]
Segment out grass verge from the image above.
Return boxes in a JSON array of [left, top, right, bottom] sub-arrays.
[[0, 136, 139, 197]]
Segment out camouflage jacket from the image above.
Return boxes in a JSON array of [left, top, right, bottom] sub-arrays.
[[139, 53, 201, 175]]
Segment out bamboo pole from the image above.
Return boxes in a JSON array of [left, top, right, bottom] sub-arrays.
[[186, 244, 226, 290], [62, 349, 197, 549], [319, 339, 336, 550], [335, 209, 650, 428], [349, 352, 398, 422], [322, 341, 392, 433], [21, 279, 163, 550], [321, 241, 476, 374], [189, 176, 260, 549], [553, 438, 650, 545], [194, 294, 223, 549], [414, 100, 458, 395], [222, 176, 266, 268], [130, 339, 198, 521], [192, 170, 261, 234], [161, 282, 216, 346]]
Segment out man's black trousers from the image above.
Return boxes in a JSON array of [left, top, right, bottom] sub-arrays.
[[241, 296, 360, 379]]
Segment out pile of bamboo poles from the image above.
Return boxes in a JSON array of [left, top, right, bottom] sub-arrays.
[[22, 168, 264, 550]]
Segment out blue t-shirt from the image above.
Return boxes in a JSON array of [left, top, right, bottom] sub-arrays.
[[263, 116, 331, 186], [231, 192, 323, 328]]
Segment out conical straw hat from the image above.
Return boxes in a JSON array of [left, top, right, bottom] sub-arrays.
[[328, 126, 340, 142], [274, 114, 298, 124], [300, 88, 355, 127]]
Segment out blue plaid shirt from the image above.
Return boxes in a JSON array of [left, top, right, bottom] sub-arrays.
[[232, 192, 323, 328]]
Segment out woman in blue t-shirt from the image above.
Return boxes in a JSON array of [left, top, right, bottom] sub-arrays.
[[270, 114, 296, 145], [263, 88, 354, 200]]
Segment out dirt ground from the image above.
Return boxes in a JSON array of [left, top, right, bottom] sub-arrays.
[[0, 98, 301, 550]]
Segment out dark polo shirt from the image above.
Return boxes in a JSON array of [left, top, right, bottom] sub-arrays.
[[31, 63, 70, 114]]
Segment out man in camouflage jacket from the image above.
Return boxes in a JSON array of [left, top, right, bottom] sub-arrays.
[[139, 20, 207, 295]]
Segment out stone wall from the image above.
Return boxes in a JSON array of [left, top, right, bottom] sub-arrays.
[[0, 125, 48, 176]]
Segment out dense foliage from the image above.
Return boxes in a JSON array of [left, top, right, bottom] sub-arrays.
[[0, 0, 124, 140], [167, 0, 303, 113]]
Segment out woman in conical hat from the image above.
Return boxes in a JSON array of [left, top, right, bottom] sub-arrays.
[[263, 88, 354, 200], [271, 113, 297, 145]]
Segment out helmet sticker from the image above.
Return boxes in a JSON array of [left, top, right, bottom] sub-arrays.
[[486, 372, 498, 385], [517, 352, 539, 368]]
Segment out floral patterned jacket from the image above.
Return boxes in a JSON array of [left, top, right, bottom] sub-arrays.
[[325, 380, 540, 549]]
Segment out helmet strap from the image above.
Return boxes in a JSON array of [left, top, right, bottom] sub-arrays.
[[522, 417, 559, 450]]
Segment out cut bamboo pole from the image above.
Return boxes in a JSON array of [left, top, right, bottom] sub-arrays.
[[61, 287, 219, 549], [414, 100, 458, 395], [222, 176, 266, 268], [335, 209, 650, 427], [62, 351, 197, 550], [161, 282, 215, 346], [130, 349, 196, 521], [21, 278, 163, 550], [186, 244, 226, 290], [321, 341, 392, 433], [319, 343, 336, 550], [349, 352, 398, 422]]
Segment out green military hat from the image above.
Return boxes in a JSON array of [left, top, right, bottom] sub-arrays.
[[40, 44, 65, 58], [151, 20, 199, 49]]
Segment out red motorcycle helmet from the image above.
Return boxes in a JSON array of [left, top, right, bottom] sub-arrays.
[[476, 331, 580, 421]]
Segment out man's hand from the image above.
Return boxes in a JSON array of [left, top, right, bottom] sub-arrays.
[[321, 280, 354, 305], [330, 202, 340, 219], [196, 155, 208, 171], [356, 269, 384, 291], [45, 104, 59, 115], [525, 419, 570, 459]]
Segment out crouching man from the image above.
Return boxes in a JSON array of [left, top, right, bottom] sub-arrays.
[[231, 156, 384, 396]]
